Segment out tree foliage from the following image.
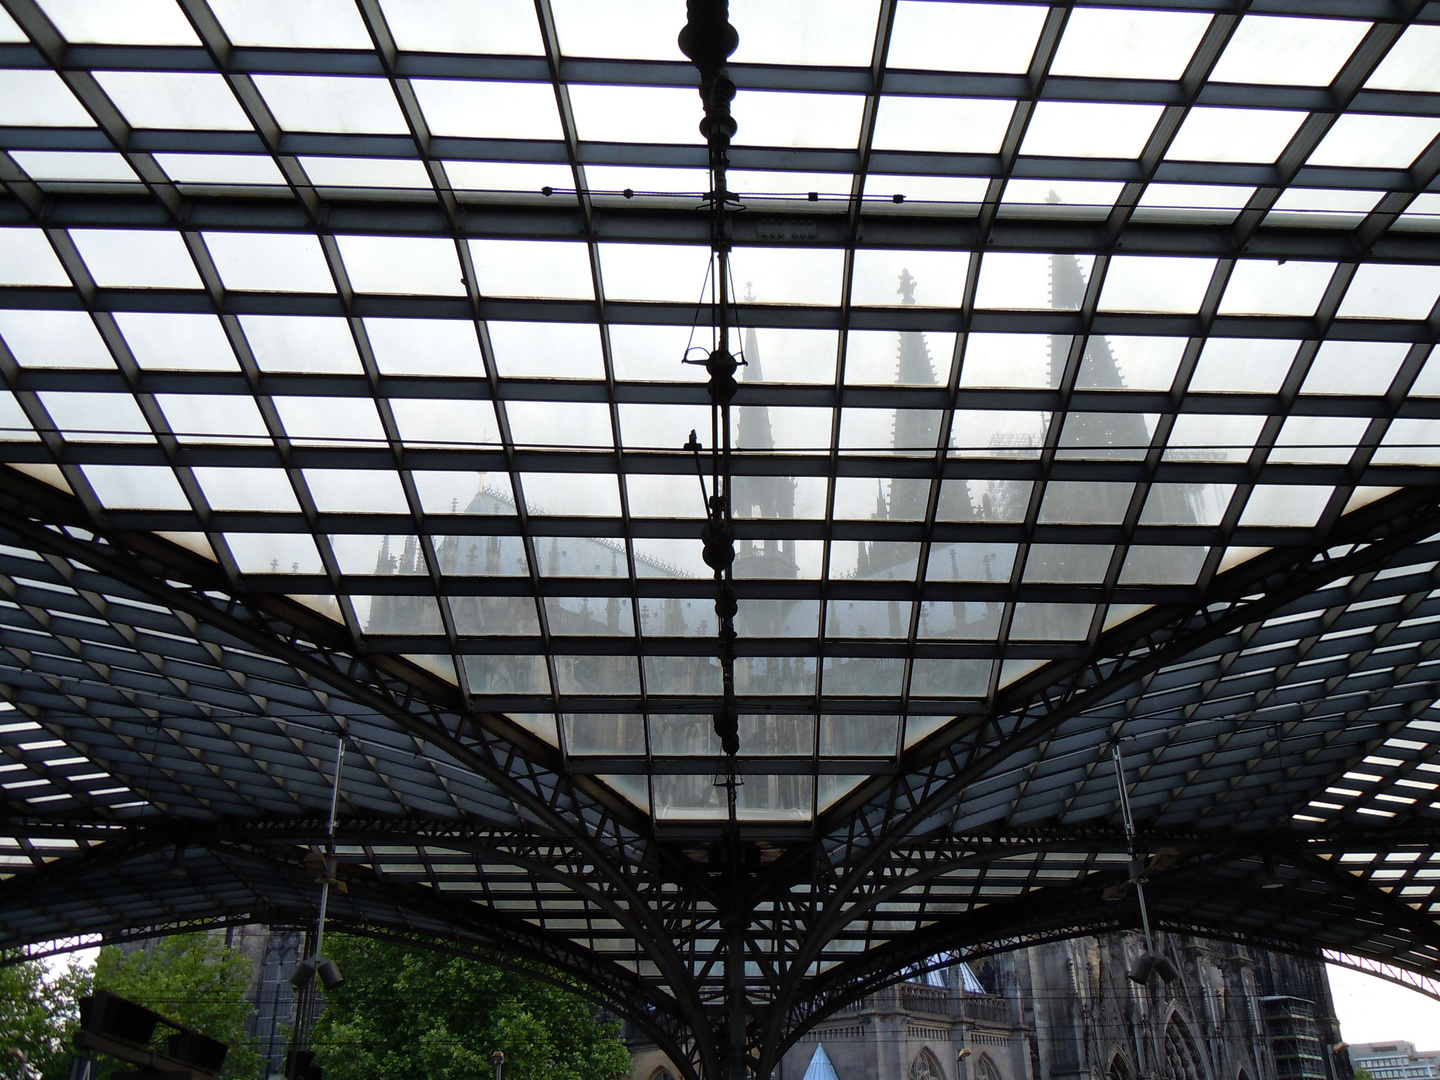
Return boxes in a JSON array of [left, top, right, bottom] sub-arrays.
[[0, 956, 91, 1080], [311, 935, 631, 1080], [93, 934, 259, 1080]]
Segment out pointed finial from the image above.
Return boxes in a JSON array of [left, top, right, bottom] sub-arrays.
[[1044, 189, 1062, 205], [897, 268, 916, 305], [744, 280, 755, 302]]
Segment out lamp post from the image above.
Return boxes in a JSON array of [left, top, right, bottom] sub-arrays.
[[492, 1051, 505, 1080]]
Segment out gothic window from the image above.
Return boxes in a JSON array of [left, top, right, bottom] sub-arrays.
[[974, 1054, 1002, 1080], [1108, 1054, 1135, 1080], [650, 1069, 675, 1080], [911, 1049, 946, 1080]]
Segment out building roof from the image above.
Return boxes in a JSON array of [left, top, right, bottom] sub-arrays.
[[2, 2, 1440, 1077]]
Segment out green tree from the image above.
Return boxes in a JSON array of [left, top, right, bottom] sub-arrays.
[[93, 934, 258, 1080], [1353, 1068, 1375, 1080], [311, 935, 631, 1080], [0, 955, 91, 1080]]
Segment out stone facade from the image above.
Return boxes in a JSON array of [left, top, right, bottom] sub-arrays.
[[631, 933, 1348, 1080]]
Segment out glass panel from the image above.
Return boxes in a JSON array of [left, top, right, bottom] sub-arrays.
[[79, 465, 189, 510], [626, 473, 706, 519], [0, 311, 112, 369], [203, 233, 336, 293], [863, 174, 989, 206], [653, 774, 727, 820], [538, 535, 630, 578], [156, 394, 269, 444], [1139, 483, 1235, 526], [1056, 410, 1155, 460], [470, 239, 593, 300], [37, 391, 151, 443], [545, 596, 634, 636], [644, 656, 721, 695], [846, 329, 952, 386], [833, 477, 931, 521], [1038, 481, 1134, 524], [115, 312, 238, 371], [730, 91, 865, 149], [274, 397, 386, 446], [735, 773, 813, 821], [360, 591, 441, 633], [329, 534, 426, 576], [736, 599, 820, 638], [1019, 103, 1163, 159], [1269, 415, 1369, 465], [887, 2, 1048, 73], [976, 253, 1094, 310], [93, 71, 251, 130], [463, 654, 551, 695], [239, 315, 361, 373], [1135, 183, 1255, 222], [917, 600, 1002, 640], [1001, 179, 1124, 218], [0, 392, 37, 442], [520, 472, 622, 517], [598, 244, 711, 302], [608, 324, 705, 383], [155, 154, 286, 186], [959, 479, 1032, 521], [909, 658, 992, 697], [1339, 264, 1440, 319], [649, 714, 720, 756], [505, 401, 613, 449], [1308, 115, 1440, 169], [0, 70, 94, 127], [193, 467, 300, 512], [206, 0, 372, 48], [303, 469, 409, 513], [253, 75, 407, 134], [1218, 261, 1335, 316], [40, 0, 200, 44], [637, 597, 716, 638], [1164, 413, 1266, 462], [569, 85, 703, 144], [735, 536, 824, 579], [391, 399, 500, 449], [446, 160, 574, 193], [872, 96, 1015, 153], [731, 0, 879, 66], [411, 80, 562, 140], [727, 247, 845, 306], [336, 236, 466, 296], [732, 475, 827, 519], [365, 318, 483, 376], [414, 473, 514, 515], [960, 336, 1063, 390], [819, 714, 897, 757], [1166, 108, 1308, 164], [432, 535, 529, 576], [488, 321, 601, 379], [635, 537, 713, 578], [739, 713, 814, 755], [550, 0, 681, 59], [619, 404, 712, 453], [1238, 485, 1334, 527], [1050, 8, 1210, 79], [223, 533, 323, 575], [554, 656, 641, 695], [1374, 419, 1440, 466], [1023, 544, 1113, 584], [1211, 15, 1369, 85], [1099, 257, 1216, 313], [1366, 24, 1440, 92], [1188, 339, 1298, 393], [839, 407, 941, 454], [1267, 187, 1383, 227], [1119, 546, 1209, 585], [852, 250, 968, 309], [1081, 336, 1186, 391], [69, 229, 200, 289], [1010, 603, 1094, 640], [829, 541, 919, 582], [11, 150, 137, 183], [589, 165, 711, 196], [729, 170, 852, 198], [1300, 341, 1408, 395], [827, 599, 913, 638], [926, 542, 1016, 581], [379, 0, 542, 54], [950, 409, 1051, 455], [822, 656, 902, 696]]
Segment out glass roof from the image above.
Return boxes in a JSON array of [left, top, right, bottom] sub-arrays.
[[1, 0, 1439, 854]]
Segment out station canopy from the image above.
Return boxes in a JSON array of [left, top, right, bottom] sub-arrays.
[[3, 1, 1440, 1077]]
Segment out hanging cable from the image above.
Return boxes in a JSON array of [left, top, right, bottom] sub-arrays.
[[1111, 741, 1179, 987]]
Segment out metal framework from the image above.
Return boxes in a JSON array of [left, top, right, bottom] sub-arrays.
[[3, 1, 1440, 1078]]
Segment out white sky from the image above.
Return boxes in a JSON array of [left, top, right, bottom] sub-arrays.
[[1327, 964, 1440, 1050]]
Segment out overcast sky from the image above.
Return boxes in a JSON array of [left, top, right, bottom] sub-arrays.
[[1327, 964, 1440, 1049]]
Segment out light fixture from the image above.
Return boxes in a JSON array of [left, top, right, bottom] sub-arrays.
[[1127, 951, 1179, 985], [1261, 856, 1286, 889], [289, 955, 342, 990]]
